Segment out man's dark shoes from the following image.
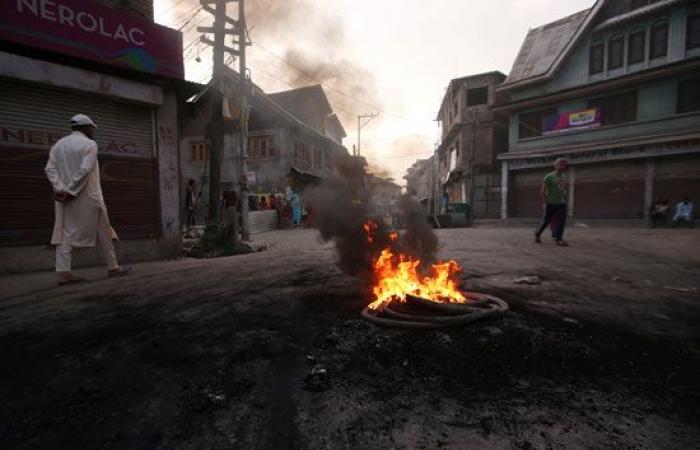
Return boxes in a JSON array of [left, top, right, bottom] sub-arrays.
[[555, 240, 569, 247]]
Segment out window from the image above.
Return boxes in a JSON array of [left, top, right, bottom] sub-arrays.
[[677, 77, 700, 113], [589, 42, 605, 74], [608, 35, 625, 69], [688, 5, 700, 50], [628, 30, 646, 64], [249, 135, 275, 160], [588, 91, 637, 126], [467, 87, 489, 106], [518, 108, 557, 139], [190, 142, 209, 163], [649, 21, 669, 59]]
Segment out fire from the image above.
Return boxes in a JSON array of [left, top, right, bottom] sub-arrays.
[[365, 221, 466, 311]]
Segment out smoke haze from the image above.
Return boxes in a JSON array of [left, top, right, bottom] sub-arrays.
[[307, 155, 439, 277]]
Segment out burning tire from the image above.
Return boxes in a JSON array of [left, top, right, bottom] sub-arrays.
[[361, 293, 508, 329]]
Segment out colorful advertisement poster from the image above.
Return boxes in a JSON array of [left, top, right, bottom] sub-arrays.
[[543, 108, 601, 135], [0, 0, 184, 79]]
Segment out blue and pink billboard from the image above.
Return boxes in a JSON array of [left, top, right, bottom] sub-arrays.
[[0, 0, 184, 79], [543, 108, 601, 135]]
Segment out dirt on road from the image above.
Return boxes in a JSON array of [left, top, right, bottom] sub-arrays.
[[0, 227, 698, 449]]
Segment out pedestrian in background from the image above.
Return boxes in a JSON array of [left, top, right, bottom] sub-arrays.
[[672, 197, 694, 228], [185, 178, 197, 229], [291, 190, 302, 226], [535, 158, 569, 246], [45, 114, 131, 285]]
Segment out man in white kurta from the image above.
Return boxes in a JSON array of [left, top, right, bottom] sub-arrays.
[[45, 114, 130, 284]]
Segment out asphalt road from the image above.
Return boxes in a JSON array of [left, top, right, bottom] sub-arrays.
[[1, 226, 698, 449]]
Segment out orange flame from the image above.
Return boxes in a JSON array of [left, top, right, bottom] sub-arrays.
[[364, 221, 466, 311]]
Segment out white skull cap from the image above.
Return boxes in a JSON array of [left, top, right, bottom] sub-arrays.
[[70, 114, 97, 128]]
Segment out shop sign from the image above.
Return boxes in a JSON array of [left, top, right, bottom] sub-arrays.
[[0, 0, 184, 79], [543, 108, 601, 135]]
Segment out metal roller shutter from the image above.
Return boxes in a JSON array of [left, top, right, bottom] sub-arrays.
[[0, 79, 154, 157], [655, 155, 700, 206], [575, 161, 645, 219], [512, 169, 548, 218], [0, 79, 159, 246]]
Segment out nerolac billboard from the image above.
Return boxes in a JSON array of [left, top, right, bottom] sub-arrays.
[[0, 0, 184, 79]]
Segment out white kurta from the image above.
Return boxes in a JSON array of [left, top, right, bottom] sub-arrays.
[[45, 131, 116, 248]]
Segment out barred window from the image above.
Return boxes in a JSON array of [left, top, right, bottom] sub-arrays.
[[518, 108, 557, 139], [608, 35, 625, 69], [590, 42, 605, 74], [688, 5, 700, 49], [677, 77, 700, 113], [649, 21, 669, 59], [588, 91, 637, 126], [628, 30, 646, 64], [190, 142, 210, 163]]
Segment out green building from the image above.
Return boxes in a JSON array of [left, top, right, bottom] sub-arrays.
[[497, 0, 700, 221]]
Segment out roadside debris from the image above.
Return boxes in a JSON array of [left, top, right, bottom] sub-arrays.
[[513, 276, 542, 285], [304, 364, 330, 392]]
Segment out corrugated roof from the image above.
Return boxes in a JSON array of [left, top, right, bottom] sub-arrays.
[[503, 9, 590, 87]]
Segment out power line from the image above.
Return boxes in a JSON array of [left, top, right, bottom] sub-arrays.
[[178, 6, 203, 31], [161, 0, 193, 16], [250, 42, 424, 124]]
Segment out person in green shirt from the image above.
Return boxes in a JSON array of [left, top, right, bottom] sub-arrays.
[[535, 158, 569, 246]]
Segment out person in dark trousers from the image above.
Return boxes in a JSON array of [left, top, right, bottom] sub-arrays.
[[185, 179, 197, 229], [535, 158, 569, 246], [649, 198, 670, 228]]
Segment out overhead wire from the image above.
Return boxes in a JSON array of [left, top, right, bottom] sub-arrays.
[[250, 42, 426, 124]]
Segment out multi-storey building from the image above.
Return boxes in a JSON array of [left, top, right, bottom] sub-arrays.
[[180, 72, 349, 227], [497, 0, 700, 220], [436, 72, 509, 219]]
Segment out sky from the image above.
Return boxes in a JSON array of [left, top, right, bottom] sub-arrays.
[[155, 0, 594, 184]]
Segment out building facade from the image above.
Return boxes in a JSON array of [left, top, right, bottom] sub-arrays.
[[497, 0, 700, 221], [436, 71, 509, 219], [180, 76, 349, 228], [404, 156, 437, 213], [0, 0, 190, 273]]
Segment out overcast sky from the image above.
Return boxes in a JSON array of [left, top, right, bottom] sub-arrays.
[[155, 0, 594, 184]]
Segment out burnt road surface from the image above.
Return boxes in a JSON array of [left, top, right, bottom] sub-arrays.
[[1, 227, 699, 449]]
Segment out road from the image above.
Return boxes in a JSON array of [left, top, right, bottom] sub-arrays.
[[1, 226, 699, 449]]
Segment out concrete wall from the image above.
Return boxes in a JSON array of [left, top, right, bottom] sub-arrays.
[[0, 238, 172, 274]]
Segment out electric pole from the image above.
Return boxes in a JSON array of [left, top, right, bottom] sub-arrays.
[[199, 0, 251, 240], [238, 0, 250, 241], [356, 113, 379, 157]]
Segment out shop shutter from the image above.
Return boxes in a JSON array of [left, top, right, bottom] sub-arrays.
[[575, 161, 645, 219], [0, 79, 159, 246], [655, 155, 700, 206], [512, 169, 548, 218]]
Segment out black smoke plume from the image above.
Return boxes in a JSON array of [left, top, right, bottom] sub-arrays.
[[306, 155, 439, 276]]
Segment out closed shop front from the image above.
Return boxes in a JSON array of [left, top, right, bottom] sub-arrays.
[[655, 155, 700, 206], [574, 161, 645, 219], [0, 79, 159, 245], [511, 169, 548, 218]]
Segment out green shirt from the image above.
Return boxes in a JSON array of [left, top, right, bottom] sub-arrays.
[[543, 171, 567, 205]]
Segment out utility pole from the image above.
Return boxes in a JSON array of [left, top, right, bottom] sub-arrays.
[[357, 113, 379, 157], [237, 0, 250, 241], [199, 0, 250, 240]]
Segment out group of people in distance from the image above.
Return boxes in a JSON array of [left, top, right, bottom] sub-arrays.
[[649, 197, 695, 228]]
